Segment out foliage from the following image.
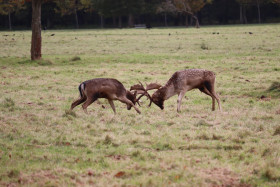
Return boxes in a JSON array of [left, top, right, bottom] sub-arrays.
[[156, 0, 177, 14], [0, 0, 25, 15], [54, 0, 93, 16], [173, 0, 212, 14], [271, 0, 280, 5], [172, 0, 212, 27]]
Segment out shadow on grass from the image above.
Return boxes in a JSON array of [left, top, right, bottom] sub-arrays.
[[267, 82, 280, 97], [18, 59, 53, 66], [246, 81, 280, 99]]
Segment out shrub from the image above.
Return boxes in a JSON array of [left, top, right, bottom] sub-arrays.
[[262, 167, 280, 181], [2, 98, 15, 108], [273, 126, 280, 136], [200, 42, 209, 50], [71, 56, 81, 61]]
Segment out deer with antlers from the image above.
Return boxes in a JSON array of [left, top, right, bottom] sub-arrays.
[[131, 69, 222, 112], [70, 78, 142, 114]]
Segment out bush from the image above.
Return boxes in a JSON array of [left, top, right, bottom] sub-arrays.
[[71, 56, 81, 61], [200, 42, 209, 50], [273, 126, 280, 136], [2, 98, 15, 108]]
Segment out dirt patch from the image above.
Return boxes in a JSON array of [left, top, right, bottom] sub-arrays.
[[2, 169, 74, 186], [105, 154, 128, 161], [198, 168, 251, 187], [259, 95, 271, 101]]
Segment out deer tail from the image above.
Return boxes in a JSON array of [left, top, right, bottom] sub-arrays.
[[78, 83, 86, 98]]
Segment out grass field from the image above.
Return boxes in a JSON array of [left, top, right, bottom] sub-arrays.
[[0, 24, 280, 186]]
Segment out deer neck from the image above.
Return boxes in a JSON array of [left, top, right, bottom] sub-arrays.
[[160, 84, 176, 100]]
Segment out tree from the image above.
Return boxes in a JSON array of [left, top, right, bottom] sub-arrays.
[[254, 0, 267, 23], [157, 0, 177, 26], [31, 0, 43, 60], [173, 0, 211, 28], [236, 0, 254, 24], [25, 0, 53, 60], [125, 0, 145, 27], [0, 0, 25, 30], [271, 0, 280, 5], [237, 0, 267, 23], [30, 0, 91, 60], [91, 0, 117, 28], [55, 0, 93, 29]]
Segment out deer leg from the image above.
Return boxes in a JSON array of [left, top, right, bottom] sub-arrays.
[[204, 82, 222, 111], [211, 91, 222, 111], [177, 91, 186, 113], [118, 97, 141, 114], [82, 97, 97, 114], [108, 99, 116, 114], [199, 87, 215, 111], [71, 97, 86, 110]]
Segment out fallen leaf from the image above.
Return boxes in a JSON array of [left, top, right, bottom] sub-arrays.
[[64, 142, 71, 146], [88, 169, 94, 176], [114, 171, 125, 178], [175, 175, 181, 180]]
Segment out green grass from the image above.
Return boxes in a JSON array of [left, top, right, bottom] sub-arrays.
[[0, 24, 280, 186]]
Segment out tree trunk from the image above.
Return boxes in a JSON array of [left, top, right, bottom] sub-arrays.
[[164, 13, 167, 27], [193, 15, 200, 28], [240, 5, 243, 24], [243, 6, 247, 24], [8, 12, 12, 30], [257, 0, 261, 23], [118, 16, 122, 28], [74, 8, 79, 29], [128, 13, 134, 28], [47, 18, 51, 28], [100, 15, 104, 28], [185, 14, 188, 28], [31, 0, 42, 61], [113, 16, 116, 27]]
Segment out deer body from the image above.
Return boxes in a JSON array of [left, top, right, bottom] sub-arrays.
[[70, 78, 141, 114], [150, 69, 222, 112]]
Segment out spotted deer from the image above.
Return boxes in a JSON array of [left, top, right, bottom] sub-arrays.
[[131, 69, 222, 112], [70, 78, 142, 114]]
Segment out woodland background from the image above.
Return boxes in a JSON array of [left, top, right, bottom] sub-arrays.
[[0, 0, 280, 30]]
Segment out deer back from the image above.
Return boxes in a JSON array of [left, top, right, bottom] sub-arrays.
[[82, 78, 127, 99], [165, 69, 215, 91]]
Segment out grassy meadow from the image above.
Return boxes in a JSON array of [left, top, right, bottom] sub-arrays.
[[0, 24, 280, 186]]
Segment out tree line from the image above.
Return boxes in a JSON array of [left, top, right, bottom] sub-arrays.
[[1, 0, 280, 30], [0, 0, 279, 60]]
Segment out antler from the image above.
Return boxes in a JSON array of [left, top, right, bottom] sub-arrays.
[[130, 82, 162, 105], [130, 83, 146, 91], [145, 83, 162, 91]]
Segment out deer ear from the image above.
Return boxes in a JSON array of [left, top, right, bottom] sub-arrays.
[[133, 90, 137, 97]]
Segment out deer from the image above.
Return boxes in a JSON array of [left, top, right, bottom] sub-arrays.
[[70, 78, 142, 114], [131, 69, 222, 113]]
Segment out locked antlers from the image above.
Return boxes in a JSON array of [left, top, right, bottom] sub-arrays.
[[131, 82, 162, 106]]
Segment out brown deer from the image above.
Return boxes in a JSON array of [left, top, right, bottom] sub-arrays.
[[131, 69, 222, 112], [70, 78, 141, 114]]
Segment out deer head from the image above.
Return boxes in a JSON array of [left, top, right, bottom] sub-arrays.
[[126, 90, 139, 110]]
